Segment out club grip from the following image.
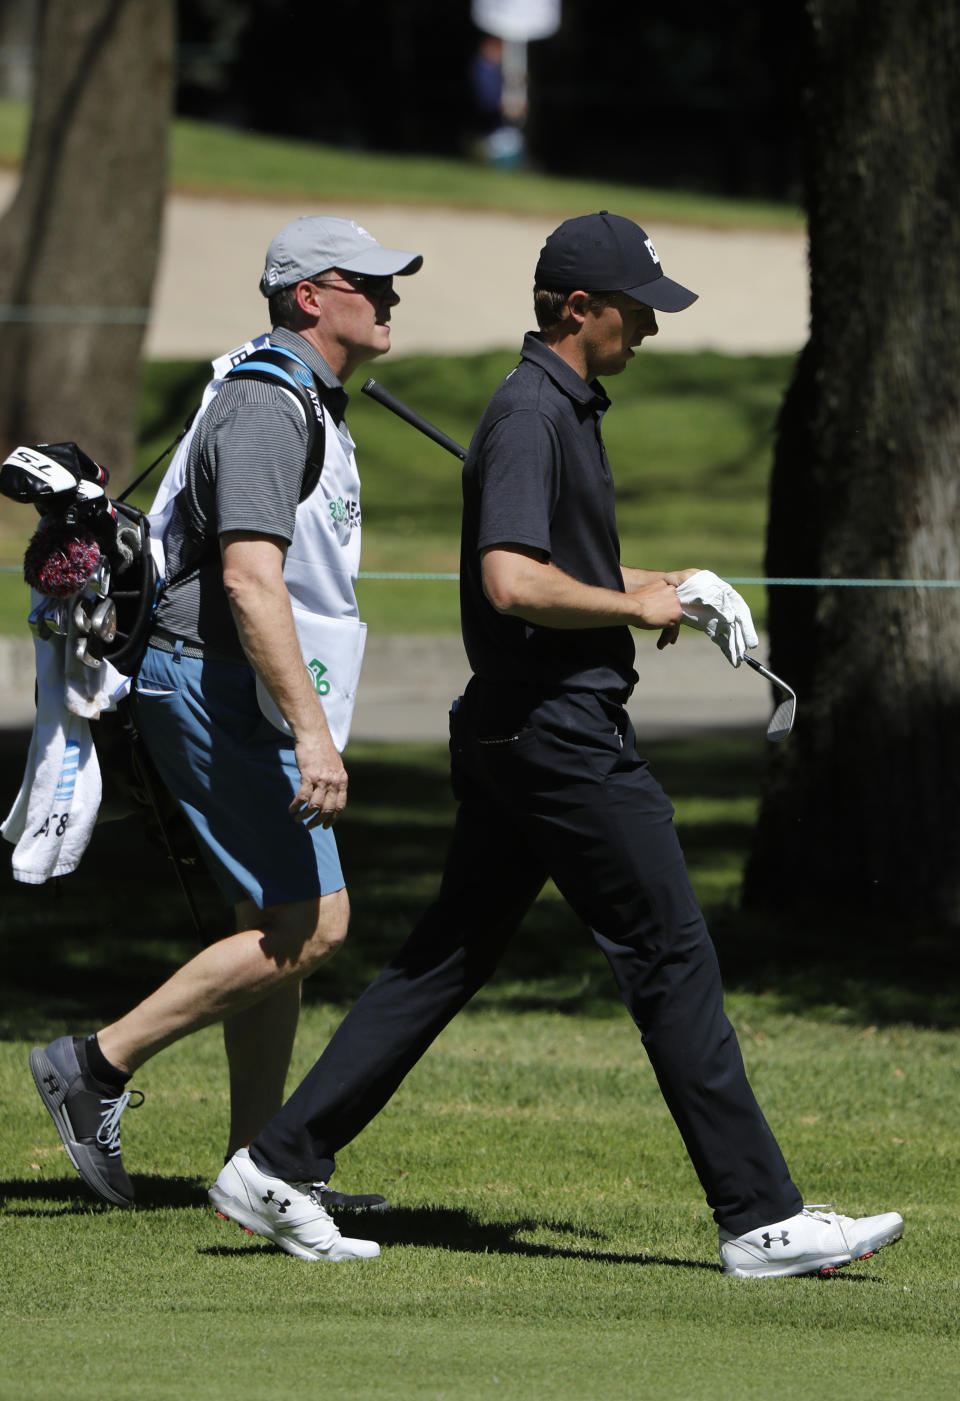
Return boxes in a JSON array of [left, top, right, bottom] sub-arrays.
[[362, 379, 467, 461]]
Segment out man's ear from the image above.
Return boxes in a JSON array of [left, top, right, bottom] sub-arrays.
[[565, 290, 591, 325], [295, 280, 323, 319]]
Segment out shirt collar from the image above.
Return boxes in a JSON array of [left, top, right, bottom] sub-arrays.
[[520, 331, 611, 413], [269, 327, 349, 423]]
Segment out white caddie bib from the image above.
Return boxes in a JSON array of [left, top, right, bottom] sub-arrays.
[[148, 336, 367, 751], [254, 410, 367, 752]]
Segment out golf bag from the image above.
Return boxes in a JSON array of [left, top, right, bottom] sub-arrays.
[[0, 440, 208, 918], [1, 441, 158, 676], [1, 341, 333, 919]]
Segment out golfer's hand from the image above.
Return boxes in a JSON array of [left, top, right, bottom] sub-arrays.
[[290, 735, 348, 829], [630, 578, 683, 645], [662, 567, 702, 588]]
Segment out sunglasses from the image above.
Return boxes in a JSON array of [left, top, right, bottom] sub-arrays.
[[312, 271, 394, 298]]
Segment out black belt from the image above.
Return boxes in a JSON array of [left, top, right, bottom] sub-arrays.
[[147, 629, 237, 663]]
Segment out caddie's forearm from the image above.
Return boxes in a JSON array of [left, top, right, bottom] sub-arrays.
[[224, 572, 332, 745]]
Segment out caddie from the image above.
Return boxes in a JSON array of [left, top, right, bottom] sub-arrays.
[[29, 217, 421, 1253]]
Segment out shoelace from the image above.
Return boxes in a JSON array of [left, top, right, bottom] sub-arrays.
[[95, 1089, 145, 1155], [305, 1184, 336, 1221]]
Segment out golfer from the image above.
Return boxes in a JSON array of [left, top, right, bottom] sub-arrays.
[[210, 212, 903, 1277], [29, 217, 421, 1257]]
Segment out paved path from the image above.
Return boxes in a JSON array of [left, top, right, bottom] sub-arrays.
[[352, 632, 771, 742], [0, 631, 771, 743], [0, 175, 808, 357], [145, 197, 808, 359]]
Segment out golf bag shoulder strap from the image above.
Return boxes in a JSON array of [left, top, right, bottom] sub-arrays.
[[224, 346, 328, 503]]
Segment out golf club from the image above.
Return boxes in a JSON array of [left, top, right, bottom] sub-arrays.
[[362, 379, 798, 741], [743, 655, 797, 741], [361, 379, 467, 460]]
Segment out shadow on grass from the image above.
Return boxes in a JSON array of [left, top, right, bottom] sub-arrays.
[[200, 1204, 886, 1282], [201, 1202, 714, 1272], [1, 1177, 887, 1283], [3, 728, 959, 1037], [0, 1173, 208, 1213]]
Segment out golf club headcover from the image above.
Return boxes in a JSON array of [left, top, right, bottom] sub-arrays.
[[23, 515, 102, 597], [675, 569, 758, 668], [0, 442, 108, 513]]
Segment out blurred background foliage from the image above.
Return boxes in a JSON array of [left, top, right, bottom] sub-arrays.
[[0, 1, 804, 204]]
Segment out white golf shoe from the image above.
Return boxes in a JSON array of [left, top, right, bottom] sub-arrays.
[[209, 1148, 381, 1262], [719, 1205, 904, 1279]]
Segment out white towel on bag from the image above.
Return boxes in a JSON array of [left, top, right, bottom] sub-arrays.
[[2, 630, 102, 883]]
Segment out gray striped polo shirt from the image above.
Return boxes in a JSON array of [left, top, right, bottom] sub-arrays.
[[154, 328, 345, 659]]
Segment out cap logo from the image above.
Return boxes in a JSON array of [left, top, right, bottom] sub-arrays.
[[265, 260, 296, 286], [644, 238, 660, 266], [351, 222, 375, 243]]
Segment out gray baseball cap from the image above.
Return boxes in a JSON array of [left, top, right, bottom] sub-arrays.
[[260, 215, 423, 295]]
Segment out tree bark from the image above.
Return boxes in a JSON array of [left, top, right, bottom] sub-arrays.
[[0, 0, 175, 484], [744, 0, 960, 927]]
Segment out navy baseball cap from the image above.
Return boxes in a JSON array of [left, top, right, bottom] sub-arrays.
[[535, 211, 697, 312]]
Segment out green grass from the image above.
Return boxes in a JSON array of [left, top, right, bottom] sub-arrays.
[[0, 98, 803, 230], [1, 736, 958, 1401], [2, 1006, 958, 1401], [0, 349, 795, 638], [4, 686, 952, 1386]]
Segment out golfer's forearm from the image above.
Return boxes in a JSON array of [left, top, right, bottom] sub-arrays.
[[483, 552, 663, 630]]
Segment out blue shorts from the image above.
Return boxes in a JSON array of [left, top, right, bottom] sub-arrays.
[[130, 644, 345, 909]]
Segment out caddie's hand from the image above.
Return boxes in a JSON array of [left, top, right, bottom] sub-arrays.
[[290, 737, 348, 829]]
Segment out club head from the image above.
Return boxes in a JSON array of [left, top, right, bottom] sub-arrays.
[[743, 655, 797, 742], [88, 557, 112, 597], [90, 598, 118, 644], [765, 694, 796, 742], [72, 598, 93, 635]]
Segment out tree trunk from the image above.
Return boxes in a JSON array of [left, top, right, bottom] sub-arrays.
[[744, 0, 960, 927], [0, 0, 175, 485]]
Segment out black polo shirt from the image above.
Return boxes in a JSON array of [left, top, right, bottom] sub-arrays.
[[460, 331, 637, 693]]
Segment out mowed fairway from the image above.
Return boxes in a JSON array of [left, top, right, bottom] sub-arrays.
[[1, 739, 958, 1401], [2, 999, 958, 1400]]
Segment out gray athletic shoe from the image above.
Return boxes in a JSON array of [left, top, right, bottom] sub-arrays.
[[210, 1149, 381, 1261], [29, 1035, 143, 1207], [314, 1182, 390, 1213], [719, 1204, 904, 1278]]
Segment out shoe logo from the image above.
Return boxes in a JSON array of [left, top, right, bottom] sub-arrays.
[[43, 1074, 60, 1094], [761, 1231, 791, 1249], [262, 1190, 291, 1214]]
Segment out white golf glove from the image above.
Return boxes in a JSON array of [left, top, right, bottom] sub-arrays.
[[675, 569, 759, 668]]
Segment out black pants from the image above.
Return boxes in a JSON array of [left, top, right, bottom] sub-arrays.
[[251, 680, 802, 1235]]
